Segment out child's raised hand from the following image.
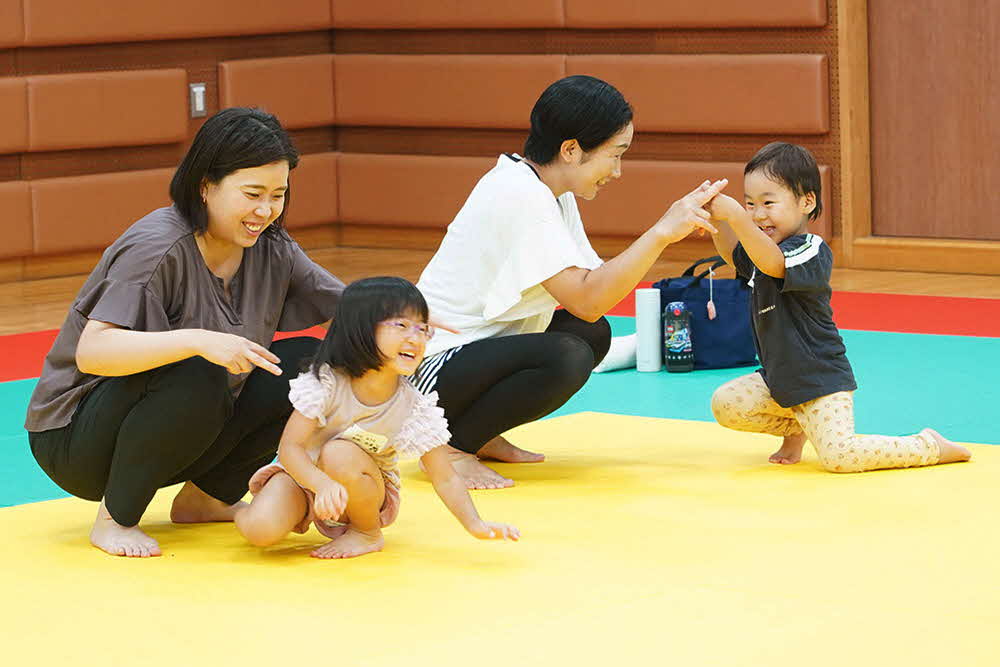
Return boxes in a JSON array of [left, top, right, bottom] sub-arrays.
[[704, 192, 745, 224], [312, 479, 348, 521], [467, 519, 520, 541]]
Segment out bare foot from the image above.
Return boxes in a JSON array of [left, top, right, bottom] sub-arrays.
[[90, 500, 161, 558], [922, 428, 972, 464], [477, 435, 545, 463], [311, 526, 384, 559], [769, 433, 807, 465], [170, 481, 248, 523]]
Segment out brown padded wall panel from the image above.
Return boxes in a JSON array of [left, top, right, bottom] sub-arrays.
[[0, 0, 24, 47], [219, 55, 336, 130], [567, 55, 829, 134], [338, 153, 493, 228], [334, 55, 566, 129], [331, 0, 564, 28], [284, 152, 338, 229], [577, 160, 831, 239], [28, 69, 188, 152], [0, 181, 33, 258], [32, 168, 173, 255], [22, 0, 332, 46], [0, 77, 28, 154], [564, 0, 826, 28]]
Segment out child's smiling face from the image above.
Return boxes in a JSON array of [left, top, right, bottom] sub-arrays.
[[743, 170, 816, 244], [375, 311, 432, 376]]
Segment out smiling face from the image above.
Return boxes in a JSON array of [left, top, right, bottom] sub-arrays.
[[201, 161, 289, 248], [569, 122, 633, 201], [374, 311, 433, 376], [743, 170, 817, 244]]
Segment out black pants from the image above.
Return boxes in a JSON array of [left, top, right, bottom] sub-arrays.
[[28, 337, 319, 527], [435, 310, 611, 454]]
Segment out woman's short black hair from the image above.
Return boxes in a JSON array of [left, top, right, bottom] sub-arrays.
[[744, 142, 823, 221], [170, 107, 299, 239], [523, 75, 633, 165], [310, 277, 429, 379]]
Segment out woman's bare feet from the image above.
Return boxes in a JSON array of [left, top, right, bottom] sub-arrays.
[[311, 526, 384, 559], [477, 435, 545, 463], [90, 500, 161, 558], [769, 433, 807, 465], [170, 481, 248, 523], [922, 428, 972, 464]]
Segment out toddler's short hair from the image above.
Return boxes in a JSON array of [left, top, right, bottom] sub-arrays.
[[744, 142, 822, 221]]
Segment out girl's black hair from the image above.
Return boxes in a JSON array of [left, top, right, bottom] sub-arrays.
[[169, 107, 299, 239], [744, 142, 823, 221], [311, 277, 429, 379], [523, 75, 633, 165]]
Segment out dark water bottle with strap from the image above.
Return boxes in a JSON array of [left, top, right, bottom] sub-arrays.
[[663, 301, 694, 372]]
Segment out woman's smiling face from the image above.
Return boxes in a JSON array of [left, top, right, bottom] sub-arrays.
[[570, 122, 633, 201], [201, 161, 289, 247]]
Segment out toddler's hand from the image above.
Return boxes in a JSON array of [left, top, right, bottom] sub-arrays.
[[468, 519, 520, 541], [705, 192, 745, 224], [313, 480, 348, 521]]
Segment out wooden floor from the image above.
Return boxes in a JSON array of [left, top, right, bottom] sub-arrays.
[[2, 246, 1000, 336]]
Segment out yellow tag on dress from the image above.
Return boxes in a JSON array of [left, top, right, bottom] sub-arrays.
[[342, 424, 388, 454]]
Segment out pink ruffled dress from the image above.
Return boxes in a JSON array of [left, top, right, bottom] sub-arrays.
[[248, 364, 451, 539]]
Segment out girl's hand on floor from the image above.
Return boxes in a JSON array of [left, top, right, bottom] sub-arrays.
[[467, 519, 520, 541], [313, 479, 348, 521]]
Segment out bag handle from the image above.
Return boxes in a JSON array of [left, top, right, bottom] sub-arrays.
[[682, 255, 727, 283]]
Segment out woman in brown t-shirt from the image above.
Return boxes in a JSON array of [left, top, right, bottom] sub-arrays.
[[25, 108, 345, 558]]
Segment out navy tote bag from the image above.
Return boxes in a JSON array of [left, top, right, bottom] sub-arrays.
[[652, 256, 757, 370]]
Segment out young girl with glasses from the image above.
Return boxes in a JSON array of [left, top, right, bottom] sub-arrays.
[[235, 277, 519, 559]]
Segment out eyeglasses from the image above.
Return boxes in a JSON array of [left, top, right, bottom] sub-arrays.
[[380, 319, 435, 341]]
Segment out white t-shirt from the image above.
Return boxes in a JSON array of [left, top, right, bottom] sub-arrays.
[[418, 154, 604, 357]]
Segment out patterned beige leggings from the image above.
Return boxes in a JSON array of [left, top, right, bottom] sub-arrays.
[[711, 372, 939, 473]]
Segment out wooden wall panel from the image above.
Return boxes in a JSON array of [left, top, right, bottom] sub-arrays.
[[27, 69, 188, 152], [0, 181, 33, 258], [332, 0, 564, 28], [21, 0, 331, 46], [337, 153, 493, 228], [0, 0, 24, 48], [869, 0, 1000, 241], [219, 55, 335, 129], [564, 0, 827, 28], [567, 55, 829, 134], [334, 55, 566, 129], [0, 78, 29, 154], [31, 168, 173, 255]]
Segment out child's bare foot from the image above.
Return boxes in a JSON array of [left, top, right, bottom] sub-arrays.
[[170, 481, 248, 523], [311, 526, 384, 559], [922, 428, 972, 464], [90, 500, 161, 558], [477, 435, 545, 463], [769, 433, 807, 465], [420, 446, 514, 490]]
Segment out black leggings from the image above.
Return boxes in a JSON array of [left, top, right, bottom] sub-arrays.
[[28, 337, 319, 527], [434, 310, 611, 454]]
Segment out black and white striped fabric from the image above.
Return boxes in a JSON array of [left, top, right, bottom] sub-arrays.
[[412, 346, 463, 395]]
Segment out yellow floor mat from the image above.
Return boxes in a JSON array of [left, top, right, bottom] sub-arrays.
[[2, 412, 997, 666]]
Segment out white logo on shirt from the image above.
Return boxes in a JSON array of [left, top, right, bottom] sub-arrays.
[[758, 305, 776, 315]]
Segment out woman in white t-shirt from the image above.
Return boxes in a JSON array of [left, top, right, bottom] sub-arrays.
[[415, 76, 726, 489]]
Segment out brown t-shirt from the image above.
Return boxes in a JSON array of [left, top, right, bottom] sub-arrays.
[[24, 205, 345, 432]]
